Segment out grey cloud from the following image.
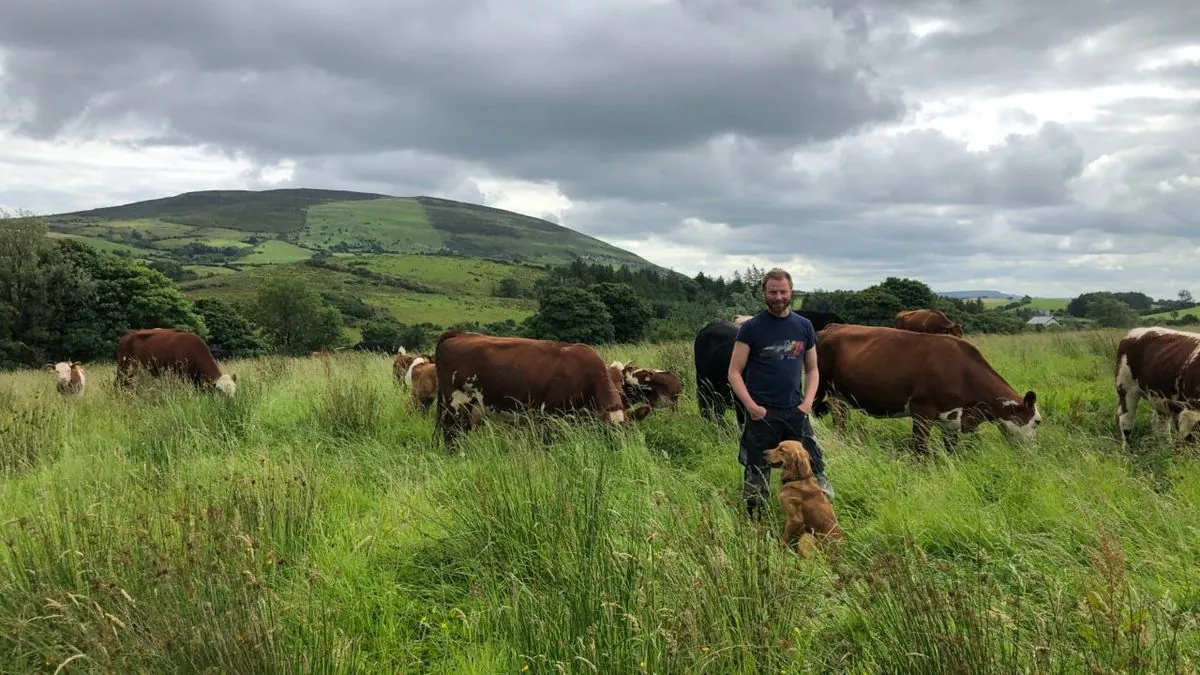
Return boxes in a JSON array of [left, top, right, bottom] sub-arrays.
[[0, 0, 905, 165], [1, 0, 1198, 298]]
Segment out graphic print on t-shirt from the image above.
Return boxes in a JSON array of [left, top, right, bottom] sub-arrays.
[[762, 339, 806, 359]]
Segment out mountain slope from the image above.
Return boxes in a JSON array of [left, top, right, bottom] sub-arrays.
[[41, 188, 665, 332], [47, 188, 659, 269]]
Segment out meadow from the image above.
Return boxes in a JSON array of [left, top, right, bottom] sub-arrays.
[[1, 329, 1198, 673]]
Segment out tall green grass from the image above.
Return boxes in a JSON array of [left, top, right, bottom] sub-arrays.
[[1, 330, 1198, 672]]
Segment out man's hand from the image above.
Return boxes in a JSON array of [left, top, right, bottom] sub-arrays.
[[748, 402, 767, 420], [797, 399, 813, 415]]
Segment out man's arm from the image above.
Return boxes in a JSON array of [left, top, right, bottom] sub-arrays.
[[799, 344, 819, 414], [728, 341, 762, 416]]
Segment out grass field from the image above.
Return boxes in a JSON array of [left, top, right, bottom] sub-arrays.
[[178, 261, 540, 327], [2, 329, 1197, 673], [240, 240, 316, 265], [976, 297, 1069, 311], [299, 198, 444, 253], [1145, 305, 1200, 320], [352, 254, 547, 296]]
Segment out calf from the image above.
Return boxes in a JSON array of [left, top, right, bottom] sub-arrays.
[[48, 361, 86, 396], [1115, 326, 1200, 447], [392, 347, 433, 384], [813, 324, 1040, 454], [610, 361, 682, 409], [434, 331, 650, 445], [407, 358, 438, 410]]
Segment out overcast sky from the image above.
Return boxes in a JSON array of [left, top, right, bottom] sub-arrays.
[[1, 0, 1197, 298]]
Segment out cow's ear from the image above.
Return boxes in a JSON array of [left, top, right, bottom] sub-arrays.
[[1024, 390, 1036, 407]]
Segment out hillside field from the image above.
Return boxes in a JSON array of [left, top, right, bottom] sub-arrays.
[[2, 329, 1197, 673], [42, 189, 662, 329], [177, 256, 541, 328]]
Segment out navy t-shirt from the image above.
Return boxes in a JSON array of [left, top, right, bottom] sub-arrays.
[[734, 310, 818, 410]]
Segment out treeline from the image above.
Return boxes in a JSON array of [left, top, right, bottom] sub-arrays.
[[5, 207, 1193, 370]]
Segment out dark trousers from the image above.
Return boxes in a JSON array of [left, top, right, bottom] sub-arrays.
[[739, 407, 825, 517]]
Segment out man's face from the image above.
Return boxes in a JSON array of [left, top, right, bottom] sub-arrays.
[[762, 277, 792, 314]]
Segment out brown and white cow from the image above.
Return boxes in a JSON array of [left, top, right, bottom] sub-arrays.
[[895, 309, 964, 338], [1115, 327, 1200, 447], [433, 331, 650, 444], [609, 360, 682, 409], [392, 347, 433, 384], [406, 358, 438, 410], [812, 324, 1040, 454], [115, 328, 237, 395], [48, 361, 86, 396]]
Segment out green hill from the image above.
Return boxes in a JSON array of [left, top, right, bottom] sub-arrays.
[[42, 188, 665, 333]]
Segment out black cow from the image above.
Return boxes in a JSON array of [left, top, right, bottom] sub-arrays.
[[693, 310, 845, 425]]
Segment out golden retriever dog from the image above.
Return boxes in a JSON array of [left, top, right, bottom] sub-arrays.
[[764, 440, 843, 554]]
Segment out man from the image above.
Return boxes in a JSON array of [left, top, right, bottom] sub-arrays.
[[728, 268, 833, 520]]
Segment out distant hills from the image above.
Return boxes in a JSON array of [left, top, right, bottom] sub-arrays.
[[937, 290, 1022, 300], [39, 188, 667, 335]]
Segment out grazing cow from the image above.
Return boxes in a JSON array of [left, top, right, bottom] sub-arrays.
[[392, 347, 433, 384], [812, 324, 1039, 454], [48, 361, 86, 396], [407, 359, 438, 410], [434, 331, 650, 444], [115, 328, 237, 395], [895, 308, 964, 338], [694, 311, 845, 425], [610, 360, 683, 409], [1115, 327, 1200, 447]]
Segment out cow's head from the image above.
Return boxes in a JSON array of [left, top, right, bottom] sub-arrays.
[[215, 372, 237, 396], [627, 368, 683, 408], [994, 390, 1040, 444], [948, 322, 965, 338], [48, 361, 84, 380]]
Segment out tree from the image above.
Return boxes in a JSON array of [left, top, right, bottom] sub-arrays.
[[494, 277, 526, 298], [841, 287, 905, 325], [249, 276, 345, 355], [192, 297, 270, 357], [587, 282, 650, 343], [360, 317, 408, 350], [872, 277, 938, 310], [1085, 296, 1138, 328], [1180, 289, 1194, 306], [525, 287, 614, 344]]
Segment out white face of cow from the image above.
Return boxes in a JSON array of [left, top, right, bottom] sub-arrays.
[[215, 373, 237, 396], [997, 397, 1041, 444], [52, 362, 72, 382]]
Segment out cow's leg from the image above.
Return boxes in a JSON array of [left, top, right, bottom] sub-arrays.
[[908, 406, 937, 455], [697, 379, 718, 422], [1115, 356, 1141, 448], [828, 397, 848, 433], [115, 358, 137, 391]]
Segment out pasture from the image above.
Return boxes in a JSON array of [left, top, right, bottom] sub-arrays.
[[1, 329, 1197, 673]]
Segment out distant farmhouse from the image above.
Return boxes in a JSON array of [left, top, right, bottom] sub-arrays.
[[1026, 315, 1061, 328]]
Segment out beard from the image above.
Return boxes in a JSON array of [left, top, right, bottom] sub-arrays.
[[766, 299, 790, 313]]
